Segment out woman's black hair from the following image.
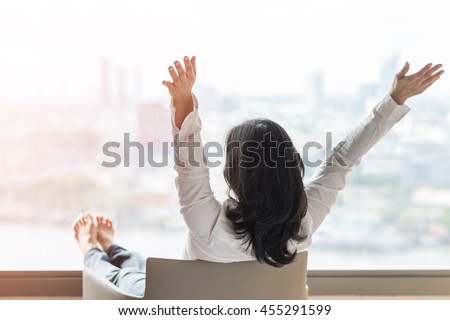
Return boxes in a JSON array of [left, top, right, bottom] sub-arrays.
[[224, 119, 308, 267]]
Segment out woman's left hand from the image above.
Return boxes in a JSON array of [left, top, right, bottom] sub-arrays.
[[389, 62, 444, 105]]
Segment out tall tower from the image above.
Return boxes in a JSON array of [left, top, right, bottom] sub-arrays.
[[100, 57, 110, 107], [379, 55, 398, 96], [310, 72, 324, 110], [134, 66, 142, 106], [117, 68, 127, 107]]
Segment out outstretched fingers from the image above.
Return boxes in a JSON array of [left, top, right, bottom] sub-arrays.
[[168, 66, 179, 82], [422, 69, 444, 89], [163, 64, 179, 94], [162, 80, 175, 92], [396, 62, 410, 79], [410, 63, 443, 87], [162, 56, 196, 98], [183, 56, 194, 78], [191, 56, 197, 75], [416, 63, 433, 77], [174, 61, 186, 78], [391, 61, 444, 104], [423, 64, 443, 78]]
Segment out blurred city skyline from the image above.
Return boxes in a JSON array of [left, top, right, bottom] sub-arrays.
[[1, 52, 449, 267], [0, 0, 449, 268]]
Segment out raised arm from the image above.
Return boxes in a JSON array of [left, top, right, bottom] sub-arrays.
[[305, 62, 444, 233], [162, 56, 222, 240]]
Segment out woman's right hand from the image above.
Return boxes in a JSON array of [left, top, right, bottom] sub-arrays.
[[162, 56, 197, 129], [389, 62, 444, 105]]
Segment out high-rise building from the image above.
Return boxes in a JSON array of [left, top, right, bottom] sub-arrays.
[[100, 57, 110, 107], [379, 55, 398, 96], [310, 72, 324, 110], [118, 68, 127, 108], [134, 66, 143, 107]]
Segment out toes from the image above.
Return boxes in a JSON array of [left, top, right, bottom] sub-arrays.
[[94, 215, 113, 229], [96, 215, 107, 227], [104, 217, 113, 229], [80, 212, 94, 225], [73, 214, 82, 225], [103, 217, 108, 227], [85, 213, 94, 223], [73, 225, 79, 237], [73, 214, 84, 227], [73, 214, 84, 237]]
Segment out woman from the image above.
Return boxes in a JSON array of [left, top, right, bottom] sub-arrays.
[[162, 56, 443, 266], [74, 56, 443, 295]]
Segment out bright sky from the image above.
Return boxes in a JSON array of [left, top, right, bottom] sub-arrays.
[[0, 0, 448, 103]]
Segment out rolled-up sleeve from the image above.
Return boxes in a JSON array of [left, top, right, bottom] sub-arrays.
[[171, 95, 222, 240]]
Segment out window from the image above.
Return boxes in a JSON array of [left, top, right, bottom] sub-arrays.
[[1, 0, 449, 270]]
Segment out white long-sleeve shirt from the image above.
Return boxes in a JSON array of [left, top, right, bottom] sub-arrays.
[[171, 94, 410, 262]]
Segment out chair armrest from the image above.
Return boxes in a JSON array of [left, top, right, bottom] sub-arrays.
[[82, 268, 141, 300]]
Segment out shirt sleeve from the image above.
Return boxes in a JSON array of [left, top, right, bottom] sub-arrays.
[[304, 94, 410, 234], [172, 94, 222, 240]]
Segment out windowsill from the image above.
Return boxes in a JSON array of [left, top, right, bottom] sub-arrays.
[[2, 269, 450, 298], [0, 270, 81, 297]]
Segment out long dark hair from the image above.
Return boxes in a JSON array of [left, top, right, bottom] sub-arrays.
[[224, 119, 308, 267]]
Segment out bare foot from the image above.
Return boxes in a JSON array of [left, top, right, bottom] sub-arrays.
[[96, 215, 115, 251], [73, 213, 98, 255]]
